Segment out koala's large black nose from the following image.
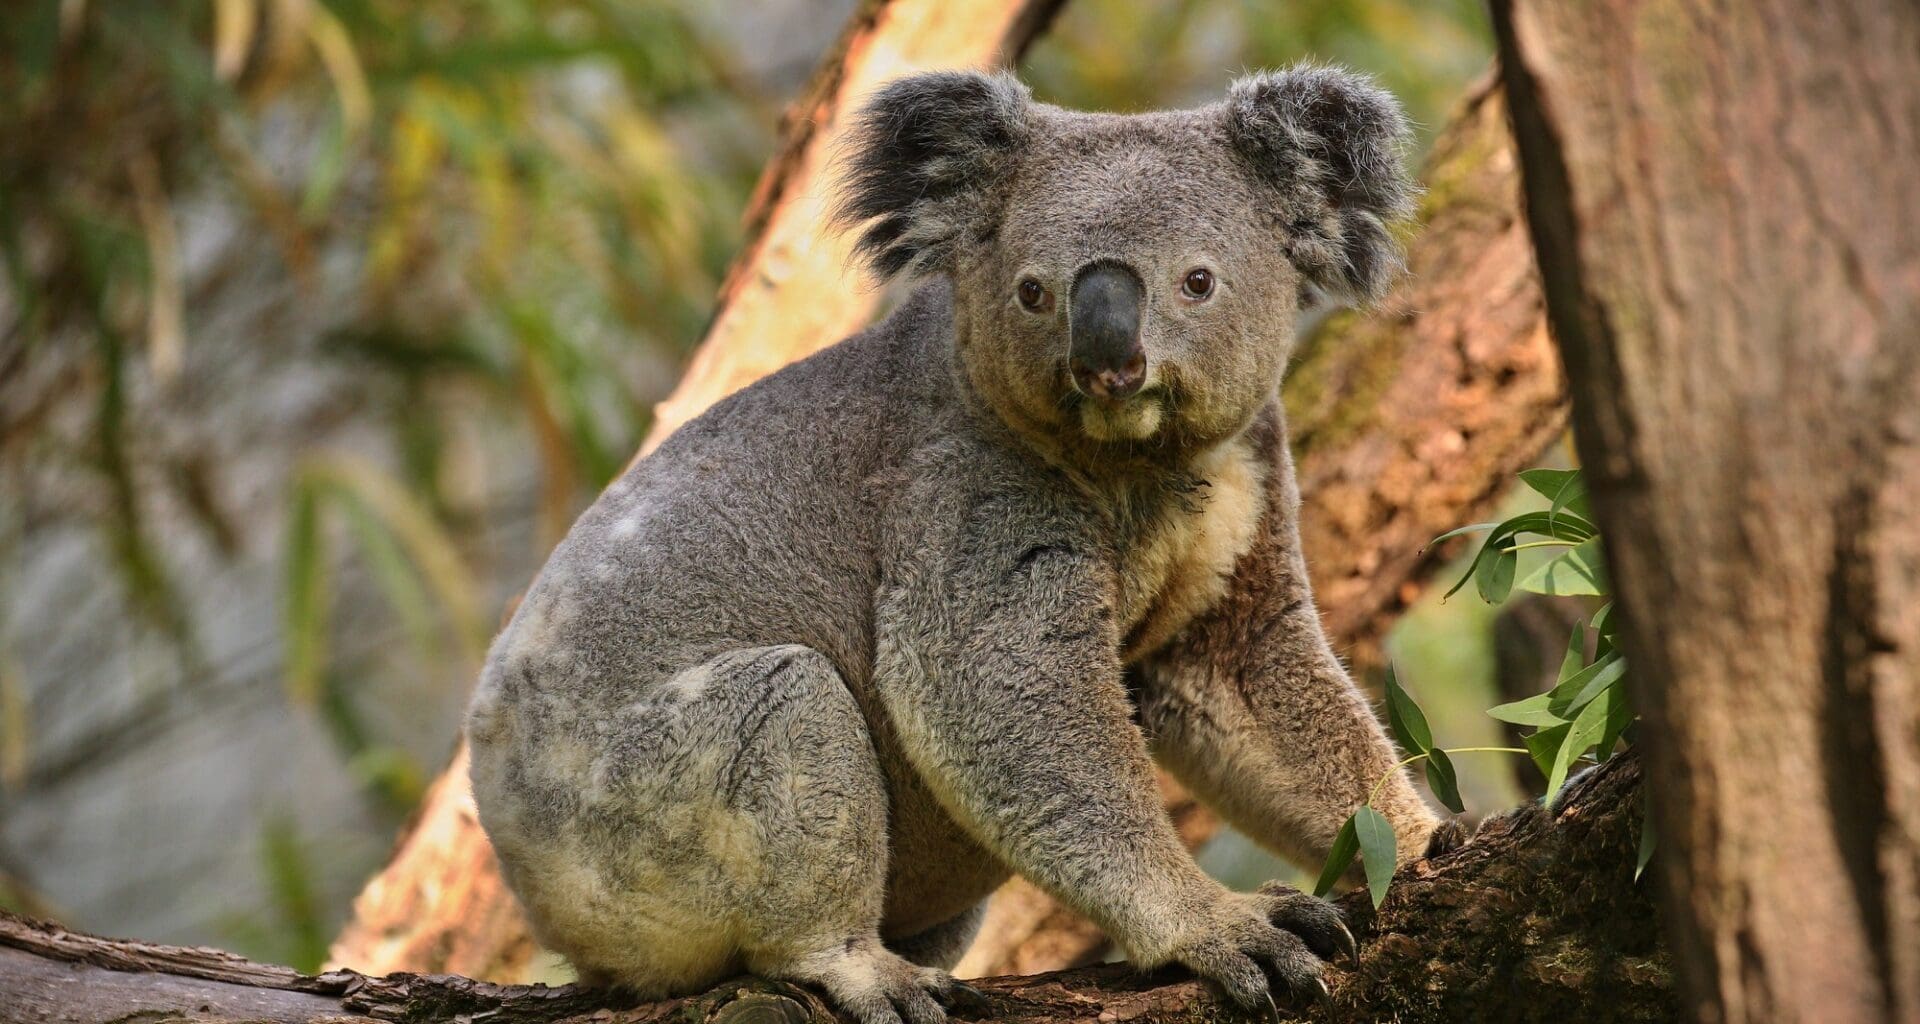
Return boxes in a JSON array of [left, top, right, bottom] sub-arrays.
[[1068, 262, 1146, 402]]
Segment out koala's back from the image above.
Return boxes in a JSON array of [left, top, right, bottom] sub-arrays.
[[477, 281, 957, 722]]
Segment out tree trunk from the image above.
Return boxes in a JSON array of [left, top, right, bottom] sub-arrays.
[[0, 752, 1667, 1024], [1491, 2, 1920, 1022]]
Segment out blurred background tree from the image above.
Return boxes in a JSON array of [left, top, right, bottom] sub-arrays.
[[0, 0, 1509, 972]]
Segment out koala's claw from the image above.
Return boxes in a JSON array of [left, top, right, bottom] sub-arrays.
[[1173, 900, 1327, 1015], [1247, 881, 1359, 968], [1334, 918, 1360, 969], [1314, 976, 1336, 1014], [931, 979, 991, 1012], [1425, 816, 1476, 859]]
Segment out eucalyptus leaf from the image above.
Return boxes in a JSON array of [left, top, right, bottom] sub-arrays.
[[1596, 679, 1635, 762], [1547, 684, 1618, 800], [1475, 544, 1517, 604], [1549, 649, 1626, 718], [1430, 521, 1500, 546], [1518, 468, 1591, 516], [1354, 806, 1398, 909], [1518, 538, 1607, 596], [1495, 509, 1600, 543], [1558, 622, 1587, 684], [1488, 692, 1566, 727], [1314, 815, 1360, 898], [1440, 509, 1599, 600], [1383, 663, 1433, 754], [1425, 748, 1464, 814], [1523, 722, 1571, 780]]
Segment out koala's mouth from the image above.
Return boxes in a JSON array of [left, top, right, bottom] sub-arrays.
[[1057, 369, 1172, 443]]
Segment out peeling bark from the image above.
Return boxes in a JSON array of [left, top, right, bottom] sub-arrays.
[[1492, 1, 1920, 1021], [1, 753, 1667, 1024]]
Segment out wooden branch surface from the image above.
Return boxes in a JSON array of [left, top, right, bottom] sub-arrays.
[[3, 753, 1666, 1024]]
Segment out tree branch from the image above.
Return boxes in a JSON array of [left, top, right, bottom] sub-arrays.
[[1, 753, 1667, 1024]]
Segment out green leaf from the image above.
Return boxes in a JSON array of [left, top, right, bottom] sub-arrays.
[[1494, 509, 1600, 543], [1547, 684, 1619, 800], [1383, 663, 1432, 754], [1440, 508, 1599, 601], [1354, 806, 1398, 909], [1595, 679, 1636, 762], [1523, 722, 1571, 780], [1519, 468, 1592, 517], [1518, 538, 1608, 596], [1425, 748, 1464, 814], [1488, 691, 1565, 726], [1314, 815, 1360, 898], [1475, 545, 1517, 604], [1441, 532, 1500, 600], [1592, 602, 1617, 657], [1549, 649, 1626, 718], [1558, 622, 1587, 684], [1429, 521, 1500, 546]]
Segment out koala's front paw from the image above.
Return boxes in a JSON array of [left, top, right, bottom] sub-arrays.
[[1424, 815, 1477, 859], [1237, 881, 1359, 966], [1168, 891, 1341, 1015]]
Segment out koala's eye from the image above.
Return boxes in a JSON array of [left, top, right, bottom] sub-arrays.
[[1017, 278, 1050, 311], [1181, 268, 1215, 300]]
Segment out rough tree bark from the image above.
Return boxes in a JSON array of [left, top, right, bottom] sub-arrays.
[[0, 751, 1669, 1024], [329, 22, 1570, 986], [1492, 2, 1920, 1023]]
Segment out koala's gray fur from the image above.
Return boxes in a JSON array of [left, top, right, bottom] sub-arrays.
[[468, 64, 1440, 1024]]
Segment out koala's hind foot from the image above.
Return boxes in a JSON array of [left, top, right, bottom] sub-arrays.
[[765, 937, 971, 1024], [491, 644, 961, 1023]]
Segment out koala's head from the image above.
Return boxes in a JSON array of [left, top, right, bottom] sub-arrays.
[[834, 65, 1415, 457]]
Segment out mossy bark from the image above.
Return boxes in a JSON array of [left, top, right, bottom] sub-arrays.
[[0, 753, 1670, 1024]]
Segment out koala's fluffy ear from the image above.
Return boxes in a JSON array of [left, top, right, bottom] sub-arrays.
[[1224, 65, 1417, 305], [834, 70, 1031, 281]]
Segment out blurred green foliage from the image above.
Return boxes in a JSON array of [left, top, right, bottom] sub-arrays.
[[1024, 0, 1492, 145], [0, 0, 768, 821]]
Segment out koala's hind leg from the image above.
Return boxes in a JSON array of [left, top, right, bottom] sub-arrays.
[[601, 645, 959, 1024]]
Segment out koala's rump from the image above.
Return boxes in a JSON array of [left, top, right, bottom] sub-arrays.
[[469, 283, 1013, 964]]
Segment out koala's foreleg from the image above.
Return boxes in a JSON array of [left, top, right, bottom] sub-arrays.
[[876, 543, 1349, 1010], [1137, 532, 1441, 870]]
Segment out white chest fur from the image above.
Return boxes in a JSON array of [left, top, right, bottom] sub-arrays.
[[1115, 438, 1269, 660]]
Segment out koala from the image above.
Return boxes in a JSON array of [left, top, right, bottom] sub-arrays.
[[466, 65, 1443, 1024]]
